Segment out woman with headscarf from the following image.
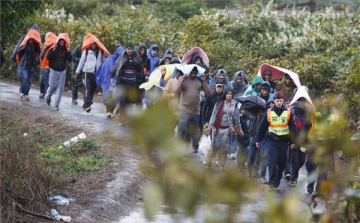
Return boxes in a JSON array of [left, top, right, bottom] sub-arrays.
[[205, 88, 243, 171]]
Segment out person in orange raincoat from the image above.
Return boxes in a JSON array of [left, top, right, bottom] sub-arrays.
[[44, 34, 72, 110], [17, 29, 41, 101]]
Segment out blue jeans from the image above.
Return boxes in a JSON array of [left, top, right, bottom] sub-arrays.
[[177, 110, 200, 150], [228, 135, 237, 154], [43, 68, 50, 95], [258, 139, 268, 179], [20, 66, 35, 95], [246, 136, 259, 175]]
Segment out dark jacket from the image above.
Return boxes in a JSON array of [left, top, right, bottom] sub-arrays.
[[47, 44, 72, 72], [17, 43, 40, 68], [202, 91, 223, 126], [248, 92, 271, 136], [71, 43, 82, 75], [237, 112, 250, 146], [110, 51, 144, 85], [255, 105, 293, 143], [138, 43, 150, 72]]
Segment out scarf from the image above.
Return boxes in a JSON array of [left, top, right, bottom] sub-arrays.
[[215, 100, 224, 135]]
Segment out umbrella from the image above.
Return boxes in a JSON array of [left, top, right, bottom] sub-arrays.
[[290, 86, 315, 108], [139, 64, 177, 91], [181, 47, 210, 66], [257, 63, 301, 88], [177, 64, 205, 77]]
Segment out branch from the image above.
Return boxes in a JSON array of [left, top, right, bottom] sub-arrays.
[[16, 203, 55, 221]]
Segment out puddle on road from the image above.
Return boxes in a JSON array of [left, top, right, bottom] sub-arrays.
[[117, 203, 262, 223]]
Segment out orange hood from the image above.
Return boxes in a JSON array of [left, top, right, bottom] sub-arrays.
[[81, 33, 110, 57], [18, 29, 42, 49], [51, 33, 71, 49], [44, 32, 57, 47]]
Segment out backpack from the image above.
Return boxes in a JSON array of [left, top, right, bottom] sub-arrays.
[[290, 106, 307, 132]]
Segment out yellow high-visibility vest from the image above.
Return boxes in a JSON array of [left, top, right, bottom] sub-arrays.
[[308, 109, 338, 140], [267, 107, 290, 136]]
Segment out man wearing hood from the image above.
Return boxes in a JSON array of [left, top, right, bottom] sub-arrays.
[[17, 38, 41, 101], [209, 69, 232, 93], [263, 69, 276, 94], [202, 80, 224, 127], [138, 43, 148, 75], [191, 53, 203, 65], [246, 81, 272, 179], [276, 73, 297, 102], [75, 42, 106, 113], [245, 75, 264, 96], [175, 66, 211, 153], [231, 70, 248, 98], [45, 37, 72, 110], [111, 43, 145, 113], [70, 40, 84, 105], [147, 44, 159, 75], [255, 91, 294, 189]]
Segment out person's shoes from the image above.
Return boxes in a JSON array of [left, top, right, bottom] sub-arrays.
[[39, 93, 44, 99], [285, 173, 291, 181], [202, 160, 207, 165], [219, 165, 224, 172], [24, 95, 30, 101], [215, 160, 219, 166], [307, 184, 314, 194], [290, 181, 297, 187], [193, 148, 198, 153], [54, 106, 59, 110], [106, 112, 112, 118], [19, 93, 24, 100], [72, 99, 78, 105], [260, 177, 268, 184], [230, 153, 236, 159], [45, 99, 50, 106], [85, 107, 91, 113]]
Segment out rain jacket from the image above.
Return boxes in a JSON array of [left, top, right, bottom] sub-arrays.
[[147, 44, 159, 75], [231, 70, 248, 98], [47, 34, 72, 71], [209, 69, 232, 93], [96, 46, 124, 105], [245, 76, 264, 96]]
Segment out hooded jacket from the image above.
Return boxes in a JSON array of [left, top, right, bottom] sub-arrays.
[[147, 44, 159, 75], [191, 53, 203, 64], [209, 69, 232, 93], [110, 51, 144, 85], [71, 41, 83, 74], [245, 76, 264, 96], [202, 89, 223, 126], [232, 70, 248, 98], [47, 38, 72, 71]]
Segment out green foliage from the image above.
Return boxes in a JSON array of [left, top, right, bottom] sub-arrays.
[[156, 0, 205, 19], [0, 0, 45, 43], [39, 138, 110, 174]]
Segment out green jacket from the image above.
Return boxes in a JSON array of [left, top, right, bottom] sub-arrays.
[[245, 75, 264, 96], [71, 44, 82, 76]]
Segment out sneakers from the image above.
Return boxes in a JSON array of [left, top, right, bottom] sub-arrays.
[[85, 107, 91, 113], [39, 93, 44, 99], [19, 93, 24, 100], [290, 181, 297, 187], [215, 160, 219, 166], [54, 106, 59, 110], [24, 95, 30, 101], [202, 160, 207, 165], [193, 148, 198, 153], [72, 99, 78, 105], [285, 173, 291, 181], [45, 99, 50, 106], [106, 112, 112, 117], [260, 177, 268, 184], [228, 153, 236, 159]]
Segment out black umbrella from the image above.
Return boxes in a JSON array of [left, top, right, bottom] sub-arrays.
[[235, 95, 267, 117]]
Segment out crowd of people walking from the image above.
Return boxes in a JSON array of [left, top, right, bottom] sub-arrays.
[[12, 26, 340, 194]]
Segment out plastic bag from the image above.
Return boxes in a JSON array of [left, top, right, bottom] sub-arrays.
[[199, 134, 212, 158]]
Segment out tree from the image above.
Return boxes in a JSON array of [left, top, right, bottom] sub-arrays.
[[0, 0, 45, 44]]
